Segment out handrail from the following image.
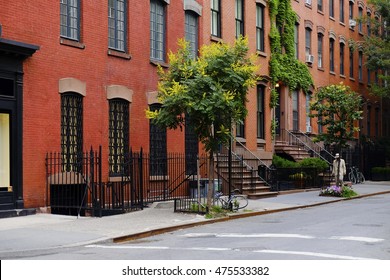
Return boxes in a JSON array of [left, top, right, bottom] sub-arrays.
[[283, 129, 333, 165], [232, 136, 271, 170], [218, 136, 273, 186], [297, 130, 335, 162]]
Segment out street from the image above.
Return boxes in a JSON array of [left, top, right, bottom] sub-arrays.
[[7, 193, 390, 260]]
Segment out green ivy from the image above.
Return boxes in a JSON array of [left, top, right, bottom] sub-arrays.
[[268, 0, 314, 108]]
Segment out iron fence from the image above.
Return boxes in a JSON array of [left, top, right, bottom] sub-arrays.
[[46, 148, 212, 216], [272, 167, 329, 191]]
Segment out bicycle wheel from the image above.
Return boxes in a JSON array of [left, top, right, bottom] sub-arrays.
[[231, 195, 248, 211], [358, 172, 365, 183], [348, 172, 357, 184], [348, 172, 356, 184], [214, 196, 229, 210]]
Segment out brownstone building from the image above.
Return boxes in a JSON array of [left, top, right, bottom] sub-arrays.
[[0, 0, 385, 214]]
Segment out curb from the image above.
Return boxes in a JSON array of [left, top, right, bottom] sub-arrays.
[[113, 190, 390, 243]]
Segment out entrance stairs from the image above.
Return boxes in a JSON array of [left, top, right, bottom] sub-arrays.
[[275, 129, 334, 164], [216, 154, 278, 199]]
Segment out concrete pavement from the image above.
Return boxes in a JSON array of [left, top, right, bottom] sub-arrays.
[[0, 181, 389, 257]]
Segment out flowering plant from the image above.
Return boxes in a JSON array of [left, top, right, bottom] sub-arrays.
[[320, 185, 343, 197], [320, 185, 358, 198]]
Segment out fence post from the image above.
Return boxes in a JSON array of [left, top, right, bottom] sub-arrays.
[[89, 147, 95, 217], [139, 148, 144, 210]]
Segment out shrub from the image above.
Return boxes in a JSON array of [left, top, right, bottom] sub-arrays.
[[371, 167, 390, 174], [298, 157, 329, 172], [272, 155, 298, 168]]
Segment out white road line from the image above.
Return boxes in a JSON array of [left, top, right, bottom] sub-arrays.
[[329, 236, 385, 243], [86, 245, 378, 260], [255, 249, 378, 260], [181, 233, 315, 239], [181, 233, 385, 243], [86, 244, 229, 251]]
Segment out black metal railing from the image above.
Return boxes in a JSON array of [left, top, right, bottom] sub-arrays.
[[46, 148, 213, 216], [272, 167, 330, 191], [280, 129, 333, 164], [46, 147, 145, 217]]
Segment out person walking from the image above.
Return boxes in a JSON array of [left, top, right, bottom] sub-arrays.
[[332, 153, 346, 186]]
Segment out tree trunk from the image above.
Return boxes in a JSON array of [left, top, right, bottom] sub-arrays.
[[207, 150, 214, 211]]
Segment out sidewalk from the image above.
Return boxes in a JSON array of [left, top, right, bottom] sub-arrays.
[[0, 181, 389, 256]]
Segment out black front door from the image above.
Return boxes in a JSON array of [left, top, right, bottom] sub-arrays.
[[0, 38, 38, 210]]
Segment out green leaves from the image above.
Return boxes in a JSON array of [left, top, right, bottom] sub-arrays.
[[309, 83, 363, 148], [146, 37, 258, 153]]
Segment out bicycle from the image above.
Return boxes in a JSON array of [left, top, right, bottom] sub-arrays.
[[348, 166, 365, 184], [214, 189, 248, 211]]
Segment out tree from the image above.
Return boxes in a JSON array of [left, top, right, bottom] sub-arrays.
[[146, 37, 258, 209], [309, 83, 363, 185], [361, 0, 390, 97]]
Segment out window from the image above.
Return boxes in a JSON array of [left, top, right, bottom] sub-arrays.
[[349, 47, 354, 78], [367, 105, 371, 137], [211, 0, 221, 37], [340, 0, 345, 23], [318, 0, 323, 12], [358, 51, 363, 81], [367, 12, 371, 36], [61, 93, 83, 172], [375, 107, 379, 137], [185, 11, 199, 59], [294, 24, 299, 59], [149, 104, 167, 176], [330, 38, 335, 72], [292, 91, 299, 131], [109, 99, 129, 176], [256, 3, 265, 52], [317, 33, 323, 68], [358, 7, 363, 33], [235, 0, 244, 38], [318, 115, 323, 134], [236, 121, 245, 138], [150, 0, 166, 61], [306, 93, 311, 130], [257, 85, 265, 139], [108, 0, 127, 52], [60, 0, 80, 41], [340, 43, 345, 75], [0, 113, 10, 188], [349, 1, 354, 20], [367, 68, 371, 84], [305, 28, 312, 55], [330, 0, 334, 18], [185, 115, 198, 175]]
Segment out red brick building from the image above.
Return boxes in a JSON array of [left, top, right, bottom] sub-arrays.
[[0, 0, 385, 213]]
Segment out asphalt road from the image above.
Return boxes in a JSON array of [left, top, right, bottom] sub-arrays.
[[10, 193, 390, 260]]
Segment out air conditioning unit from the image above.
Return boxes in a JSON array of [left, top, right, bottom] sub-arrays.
[[305, 0, 312, 5], [305, 54, 314, 64], [306, 125, 312, 133], [349, 19, 357, 27]]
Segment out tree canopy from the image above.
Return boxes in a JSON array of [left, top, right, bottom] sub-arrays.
[[309, 83, 363, 151], [361, 0, 390, 97], [146, 37, 259, 153]]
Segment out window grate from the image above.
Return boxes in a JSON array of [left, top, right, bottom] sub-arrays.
[[149, 104, 167, 176], [61, 93, 83, 172], [109, 99, 129, 176]]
